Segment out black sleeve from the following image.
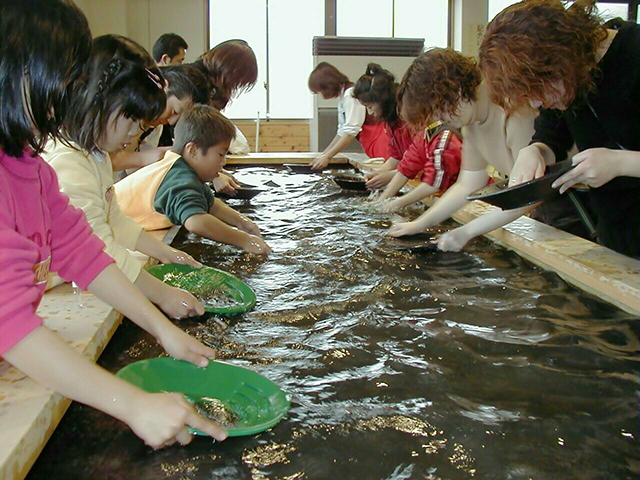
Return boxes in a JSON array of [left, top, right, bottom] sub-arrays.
[[530, 108, 574, 162]]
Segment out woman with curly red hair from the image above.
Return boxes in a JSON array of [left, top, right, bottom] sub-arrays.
[[480, 0, 640, 257], [308, 62, 390, 170], [387, 48, 535, 251]]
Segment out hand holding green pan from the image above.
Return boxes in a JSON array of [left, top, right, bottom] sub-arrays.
[[147, 264, 256, 315], [117, 357, 290, 437]]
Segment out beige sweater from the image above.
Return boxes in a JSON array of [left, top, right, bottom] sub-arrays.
[[43, 141, 144, 284]]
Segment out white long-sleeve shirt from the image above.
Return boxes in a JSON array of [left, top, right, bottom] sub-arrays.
[[43, 141, 144, 283], [337, 86, 366, 137]]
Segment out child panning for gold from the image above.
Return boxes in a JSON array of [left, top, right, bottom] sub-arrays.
[[115, 105, 271, 254]]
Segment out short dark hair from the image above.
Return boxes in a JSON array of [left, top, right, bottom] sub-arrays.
[[152, 33, 188, 63], [63, 35, 167, 154], [308, 62, 350, 98], [172, 105, 236, 156], [353, 63, 399, 125], [0, 0, 91, 158], [162, 65, 210, 105]]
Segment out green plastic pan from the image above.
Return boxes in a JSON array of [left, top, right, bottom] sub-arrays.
[[147, 264, 256, 315], [116, 357, 290, 437]]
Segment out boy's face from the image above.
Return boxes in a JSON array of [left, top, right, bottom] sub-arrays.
[[191, 139, 231, 182]]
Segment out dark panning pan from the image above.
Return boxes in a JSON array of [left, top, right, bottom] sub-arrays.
[[467, 159, 574, 210], [333, 174, 368, 191]]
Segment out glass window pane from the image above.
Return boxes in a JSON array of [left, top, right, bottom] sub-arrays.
[[269, 0, 324, 119], [596, 2, 628, 21], [210, 0, 267, 119], [488, 0, 519, 22], [337, 0, 393, 37], [394, 0, 448, 47]]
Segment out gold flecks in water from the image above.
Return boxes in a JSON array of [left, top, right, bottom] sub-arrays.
[[448, 442, 476, 475], [159, 460, 199, 475], [193, 397, 239, 428], [326, 349, 351, 359], [422, 439, 448, 454], [243, 442, 295, 468], [355, 415, 440, 437]]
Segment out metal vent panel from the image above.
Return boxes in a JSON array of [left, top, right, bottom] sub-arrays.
[[313, 37, 424, 57]]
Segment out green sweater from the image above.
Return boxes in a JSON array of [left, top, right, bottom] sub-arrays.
[[153, 157, 215, 225]]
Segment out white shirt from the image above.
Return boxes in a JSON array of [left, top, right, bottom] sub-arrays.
[[337, 86, 366, 137]]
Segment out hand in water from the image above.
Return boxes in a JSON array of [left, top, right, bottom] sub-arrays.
[[161, 247, 202, 268], [436, 228, 470, 252], [126, 391, 227, 449], [387, 221, 422, 238], [310, 155, 330, 171], [159, 287, 205, 319], [156, 321, 216, 367], [242, 235, 272, 255], [238, 216, 262, 237], [380, 199, 401, 214], [365, 171, 395, 190]]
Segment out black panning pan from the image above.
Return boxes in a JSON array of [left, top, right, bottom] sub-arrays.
[[467, 159, 573, 210], [332, 173, 368, 191], [386, 233, 439, 253], [217, 187, 264, 200]]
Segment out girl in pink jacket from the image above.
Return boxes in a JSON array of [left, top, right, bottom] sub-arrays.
[[0, 0, 226, 449]]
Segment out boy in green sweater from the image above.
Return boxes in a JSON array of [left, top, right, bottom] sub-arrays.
[[116, 105, 271, 254]]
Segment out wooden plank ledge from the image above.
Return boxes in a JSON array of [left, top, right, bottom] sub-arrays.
[[226, 152, 350, 165], [0, 227, 177, 480]]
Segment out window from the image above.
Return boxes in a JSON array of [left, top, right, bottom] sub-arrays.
[[488, 0, 519, 21], [337, 0, 449, 48], [209, 0, 324, 119]]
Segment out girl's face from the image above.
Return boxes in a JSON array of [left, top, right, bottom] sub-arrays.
[[100, 111, 139, 153], [362, 101, 382, 119], [152, 94, 193, 126]]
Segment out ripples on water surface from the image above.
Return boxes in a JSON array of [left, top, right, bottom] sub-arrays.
[[30, 168, 639, 480]]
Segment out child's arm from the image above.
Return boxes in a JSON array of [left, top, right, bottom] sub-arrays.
[[436, 204, 537, 252], [184, 204, 271, 255], [3, 326, 227, 447], [365, 158, 400, 190], [134, 229, 201, 267], [388, 168, 490, 237], [377, 171, 410, 202], [210, 198, 263, 237], [110, 147, 171, 171], [384, 182, 439, 212]]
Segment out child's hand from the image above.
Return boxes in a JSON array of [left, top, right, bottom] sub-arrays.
[[156, 322, 216, 367], [237, 216, 262, 237], [380, 199, 401, 213], [158, 286, 205, 319], [387, 221, 421, 238], [242, 235, 272, 255], [159, 247, 202, 268], [213, 172, 241, 195], [365, 171, 395, 190], [310, 155, 330, 170], [126, 391, 227, 449], [436, 228, 470, 252]]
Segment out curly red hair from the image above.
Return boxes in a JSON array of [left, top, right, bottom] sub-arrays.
[[397, 48, 481, 129], [479, 0, 607, 112]]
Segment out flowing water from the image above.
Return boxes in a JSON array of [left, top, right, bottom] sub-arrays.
[[29, 168, 639, 480]]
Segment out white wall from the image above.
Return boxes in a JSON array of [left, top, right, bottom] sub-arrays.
[[74, 0, 208, 62]]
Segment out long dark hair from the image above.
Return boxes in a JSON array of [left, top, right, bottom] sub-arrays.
[[0, 0, 91, 158], [353, 63, 399, 125], [63, 35, 167, 153]]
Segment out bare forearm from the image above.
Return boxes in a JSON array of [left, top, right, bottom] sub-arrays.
[[322, 135, 341, 155], [134, 230, 170, 260], [617, 150, 640, 177], [184, 213, 249, 248], [324, 135, 355, 159], [210, 199, 243, 227], [3, 326, 141, 423], [394, 182, 439, 209], [530, 143, 557, 165], [88, 263, 167, 338], [111, 151, 141, 171], [379, 172, 409, 201]]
